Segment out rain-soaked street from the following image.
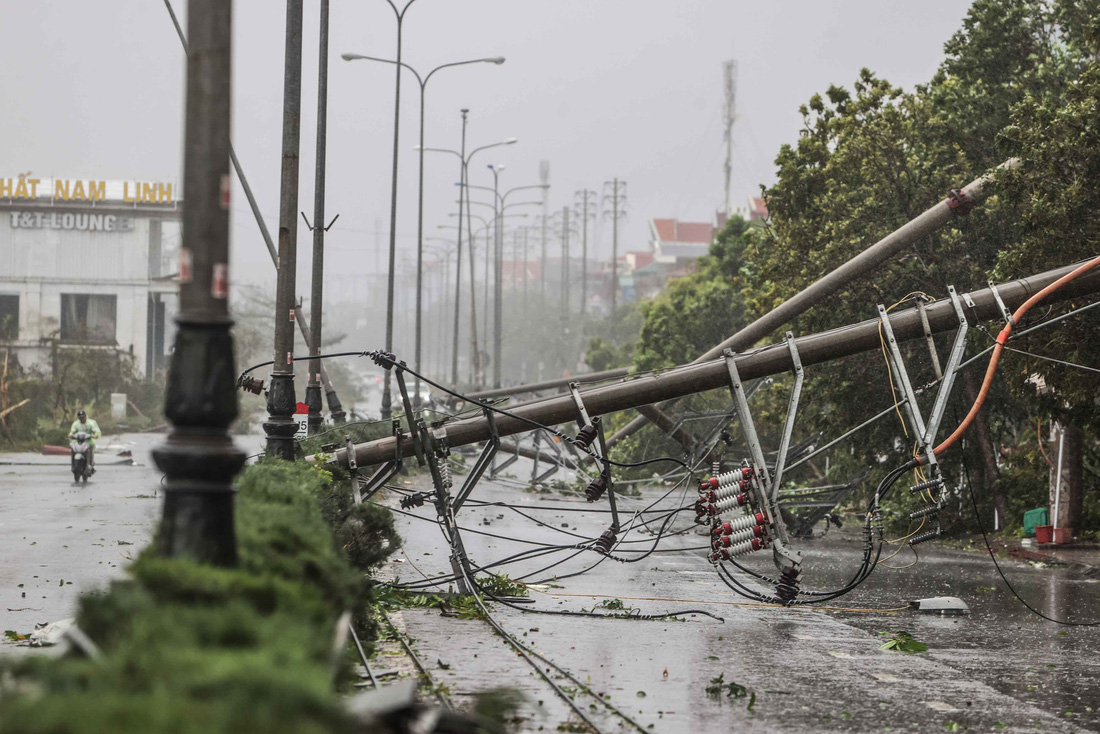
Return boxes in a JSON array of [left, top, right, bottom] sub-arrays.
[[374, 456, 1100, 733]]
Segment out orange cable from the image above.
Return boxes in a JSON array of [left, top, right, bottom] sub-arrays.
[[928, 256, 1100, 462]]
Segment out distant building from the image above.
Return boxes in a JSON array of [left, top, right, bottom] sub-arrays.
[[0, 174, 180, 378], [747, 196, 769, 221], [650, 218, 715, 265]]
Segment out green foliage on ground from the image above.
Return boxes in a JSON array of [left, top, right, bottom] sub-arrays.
[[0, 459, 399, 733]]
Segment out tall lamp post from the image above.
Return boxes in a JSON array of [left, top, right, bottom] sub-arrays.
[[462, 181, 548, 387], [419, 136, 516, 383], [377, 0, 415, 419], [341, 52, 503, 404], [154, 0, 244, 564]]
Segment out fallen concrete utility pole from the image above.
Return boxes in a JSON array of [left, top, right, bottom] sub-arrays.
[[163, 0, 345, 424], [323, 260, 1099, 469], [604, 158, 1020, 447], [466, 160, 1017, 407]]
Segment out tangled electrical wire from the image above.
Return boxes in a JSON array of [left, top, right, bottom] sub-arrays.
[[237, 258, 1100, 623]]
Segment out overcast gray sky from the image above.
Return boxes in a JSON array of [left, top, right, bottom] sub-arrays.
[[0, 0, 972, 296]]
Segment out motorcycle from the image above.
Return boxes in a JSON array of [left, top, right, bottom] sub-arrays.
[[70, 431, 93, 484]]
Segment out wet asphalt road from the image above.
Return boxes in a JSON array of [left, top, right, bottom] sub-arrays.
[[2, 439, 1097, 732], [378, 458, 1100, 733], [0, 434, 168, 642]]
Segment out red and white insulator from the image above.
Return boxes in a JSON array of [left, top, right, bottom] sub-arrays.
[[712, 512, 768, 535], [711, 493, 750, 515], [714, 480, 749, 501], [712, 524, 766, 548], [698, 467, 753, 492], [714, 537, 767, 560]]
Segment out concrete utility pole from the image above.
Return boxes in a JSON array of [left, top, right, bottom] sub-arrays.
[[605, 158, 1022, 447], [154, 0, 243, 564], [560, 206, 570, 319], [323, 262, 1100, 468], [603, 178, 627, 313], [380, 0, 419, 420], [451, 110, 469, 386], [539, 160, 550, 299], [490, 164, 504, 388], [162, 0, 345, 426], [305, 0, 331, 435], [575, 189, 595, 312], [722, 59, 738, 213], [265, 0, 304, 460]]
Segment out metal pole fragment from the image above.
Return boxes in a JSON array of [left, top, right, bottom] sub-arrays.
[[265, 0, 305, 460], [154, 0, 243, 565]]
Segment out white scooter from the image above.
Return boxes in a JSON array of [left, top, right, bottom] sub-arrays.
[[70, 431, 93, 484]]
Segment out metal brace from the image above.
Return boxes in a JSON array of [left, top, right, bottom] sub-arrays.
[[356, 419, 405, 504], [770, 333, 805, 507], [530, 432, 560, 485], [877, 304, 934, 468], [723, 348, 800, 577], [489, 432, 520, 479], [921, 287, 969, 456], [452, 407, 501, 513], [987, 280, 1015, 328], [916, 296, 943, 380], [392, 365, 426, 467]]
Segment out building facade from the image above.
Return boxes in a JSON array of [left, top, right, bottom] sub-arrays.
[[0, 174, 179, 379]]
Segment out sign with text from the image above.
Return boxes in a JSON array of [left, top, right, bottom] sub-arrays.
[[8, 211, 134, 232], [0, 175, 176, 205]]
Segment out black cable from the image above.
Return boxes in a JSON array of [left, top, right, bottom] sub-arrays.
[[961, 447, 1100, 626]]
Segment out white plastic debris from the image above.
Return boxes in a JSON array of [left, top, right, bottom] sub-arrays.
[[909, 596, 969, 614], [29, 618, 75, 647]]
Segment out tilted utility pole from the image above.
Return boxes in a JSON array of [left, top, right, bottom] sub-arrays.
[[305, 0, 331, 435], [265, 0, 304, 460], [154, 0, 243, 564], [603, 178, 627, 313], [575, 189, 595, 312]]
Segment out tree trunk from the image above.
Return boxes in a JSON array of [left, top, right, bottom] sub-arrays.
[[962, 370, 1009, 525], [1050, 421, 1084, 533]]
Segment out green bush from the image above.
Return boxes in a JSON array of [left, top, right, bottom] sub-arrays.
[[0, 459, 391, 733]]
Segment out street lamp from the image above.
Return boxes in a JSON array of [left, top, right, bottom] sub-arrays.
[[341, 52, 504, 406], [419, 136, 516, 385], [459, 179, 549, 387]]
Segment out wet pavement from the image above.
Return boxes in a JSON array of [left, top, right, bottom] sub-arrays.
[[0, 433, 166, 646], [2, 438, 1096, 732], [375, 458, 1100, 733]]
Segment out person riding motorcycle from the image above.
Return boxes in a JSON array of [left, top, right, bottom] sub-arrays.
[[69, 410, 101, 474]]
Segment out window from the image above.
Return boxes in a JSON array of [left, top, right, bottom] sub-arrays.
[[0, 295, 17, 340], [60, 294, 117, 344]]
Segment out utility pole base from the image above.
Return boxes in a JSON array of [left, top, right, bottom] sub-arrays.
[[265, 372, 298, 460], [326, 389, 346, 424], [305, 383, 324, 434]]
